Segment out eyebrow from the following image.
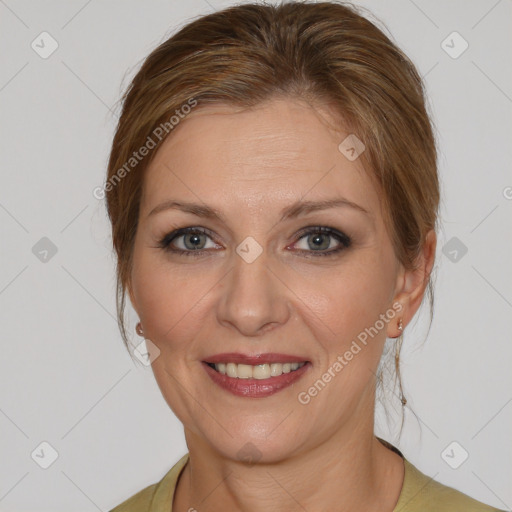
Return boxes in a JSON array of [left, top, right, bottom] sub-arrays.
[[148, 198, 371, 222]]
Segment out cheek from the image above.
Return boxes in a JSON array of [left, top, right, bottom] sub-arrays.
[[294, 258, 394, 409], [297, 254, 394, 342], [131, 251, 214, 350]]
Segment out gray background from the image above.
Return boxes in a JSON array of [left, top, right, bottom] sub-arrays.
[[0, 0, 511, 510]]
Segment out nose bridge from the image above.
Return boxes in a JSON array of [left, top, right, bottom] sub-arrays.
[[217, 239, 290, 336]]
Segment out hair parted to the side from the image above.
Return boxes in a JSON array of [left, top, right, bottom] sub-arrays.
[[105, 1, 440, 414]]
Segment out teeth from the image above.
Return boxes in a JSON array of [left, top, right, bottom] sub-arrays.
[[213, 362, 306, 379]]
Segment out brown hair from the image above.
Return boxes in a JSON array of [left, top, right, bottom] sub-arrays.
[[105, 1, 439, 405]]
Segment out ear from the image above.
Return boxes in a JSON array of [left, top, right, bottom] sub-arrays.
[[387, 229, 437, 338]]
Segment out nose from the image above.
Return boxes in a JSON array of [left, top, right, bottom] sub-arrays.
[[216, 246, 291, 337]]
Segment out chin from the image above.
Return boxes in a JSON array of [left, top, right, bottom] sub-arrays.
[[196, 420, 305, 465], [222, 439, 299, 465]]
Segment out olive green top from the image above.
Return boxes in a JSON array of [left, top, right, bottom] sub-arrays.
[[109, 446, 505, 512]]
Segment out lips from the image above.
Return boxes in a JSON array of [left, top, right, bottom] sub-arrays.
[[203, 352, 309, 365], [203, 362, 310, 397], [202, 352, 311, 398]]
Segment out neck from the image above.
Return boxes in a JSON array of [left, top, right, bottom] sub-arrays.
[[173, 401, 404, 512]]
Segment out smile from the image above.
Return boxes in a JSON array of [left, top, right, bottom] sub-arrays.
[[202, 360, 311, 398]]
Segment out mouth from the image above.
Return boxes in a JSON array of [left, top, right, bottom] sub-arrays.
[[202, 353, 311, 398]]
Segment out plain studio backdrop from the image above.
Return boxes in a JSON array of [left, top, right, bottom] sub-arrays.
[[0, 0, 511, 510]]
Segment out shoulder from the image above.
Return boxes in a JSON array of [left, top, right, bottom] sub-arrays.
[[396, 458, 506, 512], [109, 482, 157, 512], [108, 453, 189, 512]]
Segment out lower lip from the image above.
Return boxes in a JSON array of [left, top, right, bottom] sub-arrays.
[[202, 362, 311, 398]]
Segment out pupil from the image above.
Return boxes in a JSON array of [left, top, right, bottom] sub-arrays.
[[185, 233, 204, 250], [309, 233, 328, 250]]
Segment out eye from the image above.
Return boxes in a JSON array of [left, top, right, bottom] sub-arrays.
[[158, 225, 351, 258], [158, 227, 220, 256], [291, 226, 351, 257]]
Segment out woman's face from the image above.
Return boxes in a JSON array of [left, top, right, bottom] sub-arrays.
[[129, 97, 408, 462]]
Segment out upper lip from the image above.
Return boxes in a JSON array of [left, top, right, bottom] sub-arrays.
[[203, 352, 309, 365]]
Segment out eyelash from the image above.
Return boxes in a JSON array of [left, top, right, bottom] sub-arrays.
[[157, 226, 352, 258]]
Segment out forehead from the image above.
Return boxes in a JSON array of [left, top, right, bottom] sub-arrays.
[[140, 98, 379, 217]]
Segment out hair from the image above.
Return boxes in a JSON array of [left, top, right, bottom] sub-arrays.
[[105, 1, 440, 415]]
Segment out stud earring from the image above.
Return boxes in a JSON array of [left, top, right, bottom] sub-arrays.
[[397, 318, 403, 332], [135, 322, 144, 337]]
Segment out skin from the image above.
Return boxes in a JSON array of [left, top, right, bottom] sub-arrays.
[[128, 97, 437, 512]]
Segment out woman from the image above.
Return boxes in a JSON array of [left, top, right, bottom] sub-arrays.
[[106, 2, 504, 510]]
